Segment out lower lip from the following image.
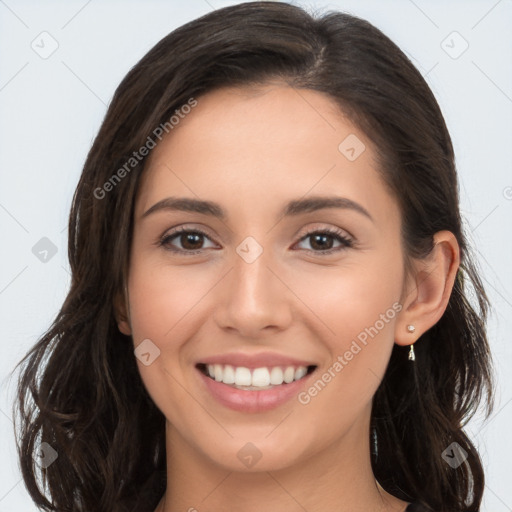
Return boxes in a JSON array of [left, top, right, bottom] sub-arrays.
[[197, 368, 314, 413]]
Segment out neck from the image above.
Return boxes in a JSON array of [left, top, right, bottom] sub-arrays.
[[156, 414, 408, 512]]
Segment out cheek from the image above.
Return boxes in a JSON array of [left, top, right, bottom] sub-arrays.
[[126, 261, 214, 425], [290, 253, 403, 345], [291, 255, 402, 407], [127, 260, 215, 342]]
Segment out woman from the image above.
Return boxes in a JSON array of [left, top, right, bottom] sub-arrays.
[[13, 2, 493, 511]]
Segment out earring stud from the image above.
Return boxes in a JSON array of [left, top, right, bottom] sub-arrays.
[[406, 324, 415, 333]]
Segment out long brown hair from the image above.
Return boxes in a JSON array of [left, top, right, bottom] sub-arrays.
[[13, 2, 493, 511]]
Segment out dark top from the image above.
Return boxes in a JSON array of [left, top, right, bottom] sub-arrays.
[[406, 503, 433, 511]]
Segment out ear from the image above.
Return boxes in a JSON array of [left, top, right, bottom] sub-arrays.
[[394, 230, 460, 346], [113, 287, 132, 336]]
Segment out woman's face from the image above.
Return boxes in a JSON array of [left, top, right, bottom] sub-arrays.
[[120, 84, 411, 471]]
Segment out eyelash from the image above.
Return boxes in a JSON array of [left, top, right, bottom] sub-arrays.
[[158, 226, 354, 256]]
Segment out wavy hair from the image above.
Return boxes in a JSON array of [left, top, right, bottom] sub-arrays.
[[13, 2, 493, 511]]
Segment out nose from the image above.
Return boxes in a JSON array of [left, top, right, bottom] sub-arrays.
[[213, 246, 293, 339]]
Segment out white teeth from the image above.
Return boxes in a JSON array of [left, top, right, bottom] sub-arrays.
[[283, 366, 295, 384], [234, 367, 252, 386], [214, 364, 223, 382], [205, 364, 310, 388], [269, 367, 284, 385], [295, 367, 307, 380], [251, 368, 270, 387], [223, 365, 235, 384]]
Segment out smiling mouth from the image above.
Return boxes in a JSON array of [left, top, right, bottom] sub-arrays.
[[196, 363, 317, 390]]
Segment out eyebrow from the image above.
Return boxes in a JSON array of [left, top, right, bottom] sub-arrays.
[[141, 195, 374, 222]]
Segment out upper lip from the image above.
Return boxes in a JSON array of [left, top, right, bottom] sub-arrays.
[[197, 351, 317, 369]]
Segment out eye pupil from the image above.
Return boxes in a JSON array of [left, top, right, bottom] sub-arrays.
[[310, 234, 333, 250], [181, 233, 203, 250]]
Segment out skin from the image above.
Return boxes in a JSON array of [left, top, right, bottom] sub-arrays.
[[115, 84, 460, 512]]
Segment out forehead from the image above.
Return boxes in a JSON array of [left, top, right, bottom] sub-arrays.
[[135, 84, 398, 226]]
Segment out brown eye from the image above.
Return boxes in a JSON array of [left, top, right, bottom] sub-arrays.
[[295, 229, 353, 254], [159, 228, 217, 255], [178, 232, 204, 250]]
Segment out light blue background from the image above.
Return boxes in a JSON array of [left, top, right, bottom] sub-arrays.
[[1, 0, 511, 510]]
